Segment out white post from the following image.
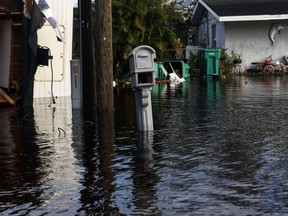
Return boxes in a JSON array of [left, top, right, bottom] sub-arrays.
[[134, 88, 154, 131]]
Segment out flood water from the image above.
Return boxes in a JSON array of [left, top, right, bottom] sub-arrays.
[[1, 76, 288, 215]]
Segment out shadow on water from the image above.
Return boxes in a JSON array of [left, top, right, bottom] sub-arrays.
[[2, 76, 288, 215], [74, 108, 120, 215], [0, 107, 44, 215], [132, 132, 160, 214]]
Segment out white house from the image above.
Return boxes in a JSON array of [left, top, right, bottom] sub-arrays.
[[190, 0, 288, 71]]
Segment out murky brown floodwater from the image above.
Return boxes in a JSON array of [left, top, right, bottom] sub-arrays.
[[1, 76, 288, 215]]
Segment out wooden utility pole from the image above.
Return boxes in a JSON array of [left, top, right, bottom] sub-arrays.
[[79, 0, 97, 112], [94, 0, 114, 112]]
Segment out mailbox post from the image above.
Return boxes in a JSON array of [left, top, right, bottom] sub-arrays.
[[128, 45, 156, 131]]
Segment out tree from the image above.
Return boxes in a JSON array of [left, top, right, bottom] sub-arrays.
[[94, 0, 114, 112], [112, 0, 187, 79]]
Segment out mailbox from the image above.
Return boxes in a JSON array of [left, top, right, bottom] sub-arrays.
[[128, 45, 156, 88]]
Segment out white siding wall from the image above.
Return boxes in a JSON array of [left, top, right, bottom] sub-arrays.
[[34, 0, 74, 98], [225, 21, 288, 70]]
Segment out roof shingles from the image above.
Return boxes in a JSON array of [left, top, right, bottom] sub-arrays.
[[202, 0, 288, 17]]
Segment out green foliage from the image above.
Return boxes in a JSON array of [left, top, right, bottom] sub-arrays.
[[187, 51, 198, 69], [112, 0, 188, 79], [220, 48, 232, 75]]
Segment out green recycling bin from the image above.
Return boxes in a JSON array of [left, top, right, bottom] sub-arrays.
[[154, 61, 190, 79], [199, 49, 221, 76], [161, 60, 190, 78], [154, 62, 160, 78]]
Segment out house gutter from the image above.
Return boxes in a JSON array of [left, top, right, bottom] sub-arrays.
[[219, 15, 288, 22]]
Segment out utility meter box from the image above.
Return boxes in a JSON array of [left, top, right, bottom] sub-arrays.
[[128, 45, 156, 88], [70, 59, 82, 109]]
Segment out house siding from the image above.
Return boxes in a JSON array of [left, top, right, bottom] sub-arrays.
[[33, 0, 74, 98], [196, 11, 225, 48], [215, 22, 225, 48], [195, 11, 288, 71], [225, 21, 288, 70], [197, 16, 208, 47]]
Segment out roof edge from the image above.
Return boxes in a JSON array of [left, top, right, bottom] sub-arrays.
[[199, 0, 220, 21]]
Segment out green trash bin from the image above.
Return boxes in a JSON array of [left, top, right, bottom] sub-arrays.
[[199, 49, 221, 76], [154, 62, 160, 78], [162, 60, 190, 78], [154, 60, 191, 79], [154, 62, 167, 79]]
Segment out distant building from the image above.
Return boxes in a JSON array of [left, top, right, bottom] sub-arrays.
[[190, 0, 288, 71]]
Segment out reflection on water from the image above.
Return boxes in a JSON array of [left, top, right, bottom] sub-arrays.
[[1, 76, 288, 215]]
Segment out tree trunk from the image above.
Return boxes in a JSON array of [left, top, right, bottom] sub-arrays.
[[94, 0, 114, 112]]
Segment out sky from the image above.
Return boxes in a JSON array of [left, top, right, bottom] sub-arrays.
[[73, 0, 78, 7]]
